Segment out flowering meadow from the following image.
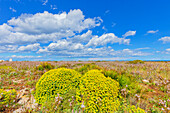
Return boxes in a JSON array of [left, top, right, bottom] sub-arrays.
[[0, 61, 169, 113]]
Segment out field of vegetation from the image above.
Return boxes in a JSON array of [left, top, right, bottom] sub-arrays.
[[0, 60, 169, 113]]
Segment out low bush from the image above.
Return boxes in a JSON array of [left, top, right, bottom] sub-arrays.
[[36, 62, 54, 71], [103, 70, 118, 80], [128, 60, 144, 64], [76, 70, 120, 112], [0, 66, 13, 70], [117, 74, 138, 89], [74, 63, 102, 75], [0, 66, 15, 74], [35, 68, 146, 112], [35, 68, 81, 104]]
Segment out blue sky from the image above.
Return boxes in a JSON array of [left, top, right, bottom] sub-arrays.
[[0, 0, 169, 61]]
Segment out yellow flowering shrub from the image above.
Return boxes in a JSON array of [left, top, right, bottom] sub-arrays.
[[35, 68, 81, 104], [0, 89, 17, 110], [76, 70, 120, 113], [128, 105, 146, 113], [0, 66, 14, 73], [36, 68, 121, 112], [0, 65, 13, 70]]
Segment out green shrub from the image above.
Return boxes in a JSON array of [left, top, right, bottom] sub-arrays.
[[118, 74, 131, 88], [35, 68, 81, 104], [103, 70, 118, 80], [76, 70, 120, 112], [128, 60, 144, 64], [117, 74, 137, 89], [36, 62, 54, 71], [38, 89, 83, 113], [37, 64, 43, 71], [117, 74, 142, 96], [58, 63, 72, 68], [75, 64, 102, 75], [0, 89, 17, 111]]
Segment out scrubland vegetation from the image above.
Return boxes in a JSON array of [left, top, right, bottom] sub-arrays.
[[0, 61, 169, 113]]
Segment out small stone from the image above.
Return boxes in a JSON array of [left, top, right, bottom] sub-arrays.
[[142, 79, 149, 83], [13, 107, 24, 113], [17, 88, 29, 99], [18, 96, 29, 105], [12, 79, 24, 84]]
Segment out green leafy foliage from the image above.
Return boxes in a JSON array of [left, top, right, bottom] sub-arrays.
[[39, 90, 82, 113], [74, 63, 102, 75], [128, 60, 144, 64], [117, 74, 137, 89], [36, 62, 54, 71], [103, 70, 118, 80]]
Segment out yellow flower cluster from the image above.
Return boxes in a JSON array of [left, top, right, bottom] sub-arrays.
[[0, 66, 14, 72], [0, 65, 13, 69], [35, 68, 81, 104], [0, 89, 17, 109], [76, 70, 120, 113], [128, 105, 146, 113], [35, 68, 120, 112]]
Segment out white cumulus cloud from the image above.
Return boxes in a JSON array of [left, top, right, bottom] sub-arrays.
[[122, 30, 136, 38], [147, 30, 159, 34], [159, 36, 170, 43], [69, 30, 92, 43], [86, 33, 130, 47], [37, 40, 84, 54], [165, 48, 170, 54], [166, 48, 170, 51], [8, 10, 101, 34], [0, 9, 148, 59], [0, 9, 102, 45], [18, 43, 41, 52], [11, 55, 42, 58], [0, 45, 18, 53]]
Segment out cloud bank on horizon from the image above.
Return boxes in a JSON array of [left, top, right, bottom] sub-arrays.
[[0, 0, 170, 61]]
